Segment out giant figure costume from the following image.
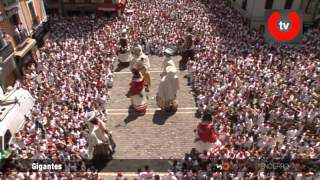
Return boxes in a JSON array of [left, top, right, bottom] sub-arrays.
[[156, 65, 180, 112], [161, 48, 176, 78], [129, 70, 147, 114], [118, 29, 131, 65], [130, 45, 151, 89]]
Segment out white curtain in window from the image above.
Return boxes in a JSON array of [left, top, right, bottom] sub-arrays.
[[0, 85, 4, 98], [40, 0, 47, 21]]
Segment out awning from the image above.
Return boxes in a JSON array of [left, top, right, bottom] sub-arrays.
[[97, 7, 117, 11], [14, 38, 36, 58], [96, 3, 117, 11], [96, 0, 126, 11]]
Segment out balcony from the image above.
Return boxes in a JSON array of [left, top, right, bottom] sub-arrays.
[[13, 28, 28, 49], [0, 44, 14, 63], [3, 0, 18, 7], [14, 38, 36, 58]]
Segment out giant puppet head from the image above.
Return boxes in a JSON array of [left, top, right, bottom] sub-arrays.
[[133, 45, 143, 58]]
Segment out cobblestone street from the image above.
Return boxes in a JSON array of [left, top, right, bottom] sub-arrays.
[[100, 56, 199, 173]]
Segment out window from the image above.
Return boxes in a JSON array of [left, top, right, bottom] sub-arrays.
[[0, 85, 3, 98], [40, 0, 47, 20], [241, 0, 248, 10], [0, 31, 6, 49], [0, 136, 2, 151], [284, 0, 294, 9], [265, 0, 274, 9], [4, 0, 18, 7], [8, 14, 19, 26], [0, 39, 5, 49], [305, 0, 318, 14], [28, 2, 38, 27], [4, 130, 12, 150]]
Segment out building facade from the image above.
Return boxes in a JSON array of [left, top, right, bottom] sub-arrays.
[[0, 0, 48, 92], [300, 0, 320, 27], [229, 0, 320, 30], [0, 29, 17, 92], [44, 0, 127, 16]]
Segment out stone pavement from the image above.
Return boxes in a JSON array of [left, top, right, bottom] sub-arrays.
[[99, 56, 199, 175]]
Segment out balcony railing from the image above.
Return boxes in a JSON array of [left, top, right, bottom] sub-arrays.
[[13, 29, 28, 49], [0, 44, 14, 63], [3, 0, 18, 7]]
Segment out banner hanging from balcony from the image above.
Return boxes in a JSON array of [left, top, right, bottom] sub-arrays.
[[96, 2, 117, 11], [96, 0, 126, 12]]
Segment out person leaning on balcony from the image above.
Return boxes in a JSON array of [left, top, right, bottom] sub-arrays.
[[14, 25, 22, 44], [18, 23, 27, 40]]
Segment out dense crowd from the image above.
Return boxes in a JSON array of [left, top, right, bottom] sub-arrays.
[[3, 0, 320, 179], [3, 15, 117, 179], [124, 0, 320, 179], [190, 0, 320, 176]]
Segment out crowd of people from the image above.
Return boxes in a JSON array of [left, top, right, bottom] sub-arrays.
[[185, 0, 320, 179], [121, 0, 320, 179], [2, 0, 319, 179], [3, 15, 117, 178]]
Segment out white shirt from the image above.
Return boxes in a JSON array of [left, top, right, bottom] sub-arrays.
[[139, 171, 154, 179], [80, 148, 89, 159]]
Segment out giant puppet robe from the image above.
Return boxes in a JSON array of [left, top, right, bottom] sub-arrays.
[[130, 78, 147, 113], [156, 66, 179, 111]]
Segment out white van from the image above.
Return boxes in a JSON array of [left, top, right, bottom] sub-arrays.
[[0, 88, 34, 151]]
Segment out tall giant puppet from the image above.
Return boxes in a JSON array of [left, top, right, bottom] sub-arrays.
[[129, 69, 147, 115], [130, 45, 151, 92], [118, 29, 131, 66], [160, 48, 176, 78], [156, 65, 180, 112]]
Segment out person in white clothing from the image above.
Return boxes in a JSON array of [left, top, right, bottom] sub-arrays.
[[139, 165, 154, 180], [86, 111, 114, 159]]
